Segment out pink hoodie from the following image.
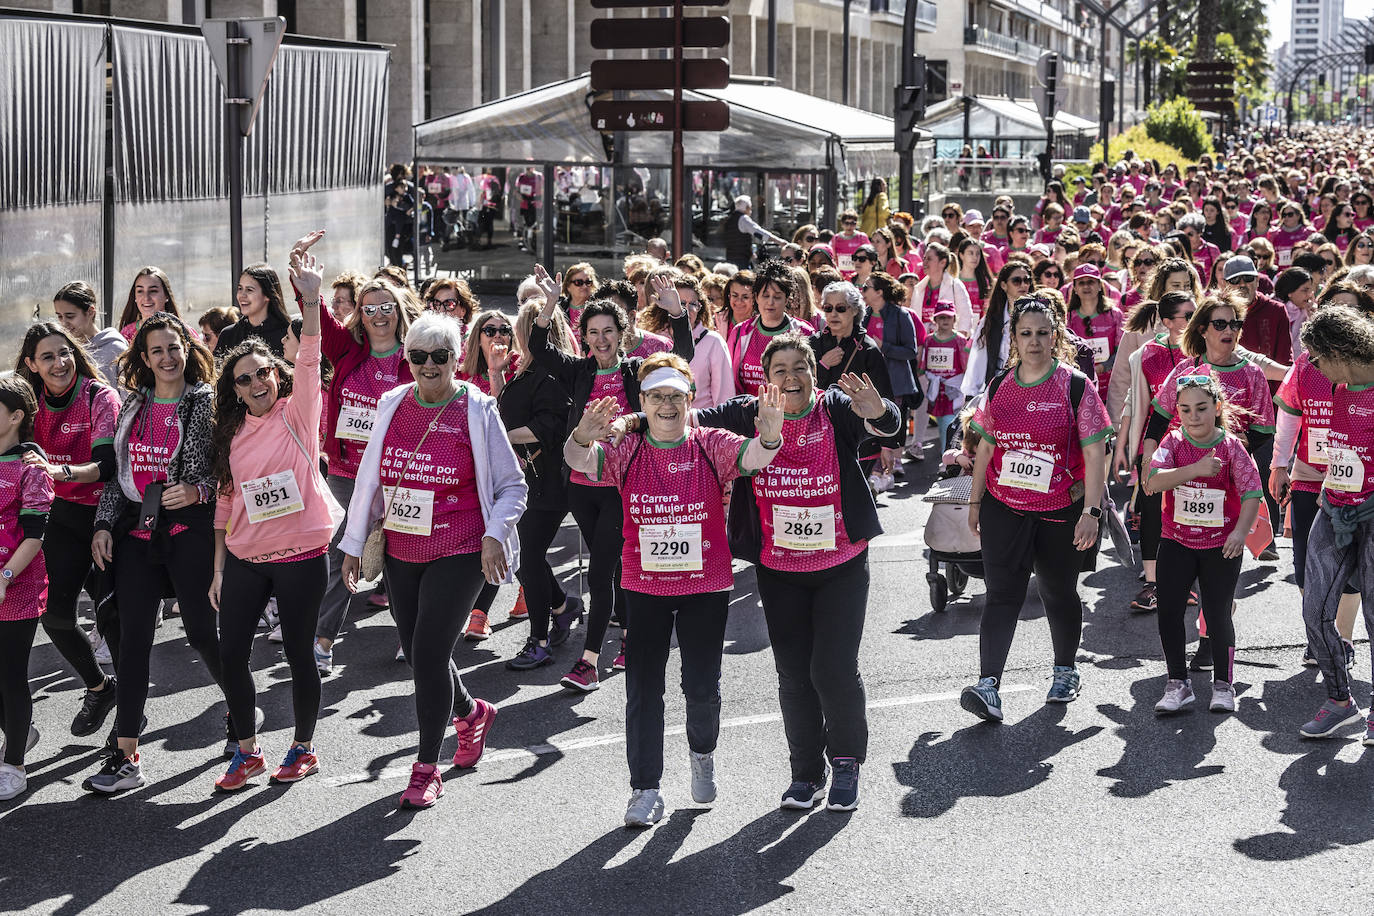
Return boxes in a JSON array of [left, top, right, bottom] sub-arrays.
[[215, 332, 340, 561]]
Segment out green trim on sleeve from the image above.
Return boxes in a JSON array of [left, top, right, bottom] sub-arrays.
[[1273, 393, 1301, 417], [1080, 426, 1114, 447], [19, 508, 44, 515], [1151, 397, 1174, 419], [92, 437, 114, 447], [735, 437, 755, 477], [1240, 490, 1262, 501], [1250, 424, 1276, 435], [968, 419, 991, 441]]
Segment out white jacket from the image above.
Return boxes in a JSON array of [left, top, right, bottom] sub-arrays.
[[340, 383, 528, 583], [911, 273, 973, 335], [689, 324, 733, 409]]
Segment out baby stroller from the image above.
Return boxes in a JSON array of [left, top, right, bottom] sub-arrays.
[[921, 415, 984, 613]]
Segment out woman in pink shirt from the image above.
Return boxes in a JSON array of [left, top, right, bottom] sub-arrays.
[[208, 252, 342, 792]]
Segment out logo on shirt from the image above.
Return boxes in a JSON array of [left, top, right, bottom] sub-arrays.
[[375, 370, 398, 383], [1025, 402, 1062, 413], [667, 460, 694, 473], [1350, 404, 1374, 418], [795, 432, 818, 448], [60, 422, 90, 435]]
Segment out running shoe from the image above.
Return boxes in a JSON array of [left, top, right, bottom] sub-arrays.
[[561, 659, 600, 692], [868, 472, 887, 494], [0, 724, 38, 759], [271, 745, 319, 783], [1154, 678, 1195, 714], [223, 709, 264, 759], [1364, 717, 1374, 748], [612, 637, 627, 671], [780, 776, 828, 810], [82, 750, 144, 794], [960, 677, 1003, 723], [624, 788, 665, 828], [367, 591, 389, 608], [267, 624, 283, 644], [1301, 648, 1319, 668], [1210, 681, 1237, 713], [1129, 583, 1158, 614], [1299, 699, 1364, 738], [71, 678, 118, 737], [215, 747, 266, 792], [452, 699, 497, 768], [262, 597, 280, 629], [1258, 544, 1280, 562], [314, 642, 334, 675], [548, 596, 584, 647], [1189, 637, 1214, 672], [904, 444, 925, 461], [827, 758, 860, 811], [506, 638, 553, 671], [398, 762, 442, 809], [462, 609, 492, 642], [1046, 666, 1081, 703], [509, 586, 529, 620], [689, 751, 717, 804], [0, 763, 26, 801]]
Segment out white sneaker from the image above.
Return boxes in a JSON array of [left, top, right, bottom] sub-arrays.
[[880, 471, 896, 491], [1154, 678, 1195, 714], [624, 788, 665, 828], [268, 624, 284, 644], [689, 751, 717, 804], [313, 642, 334, 674], [91, 633, 112, 666], [904, 444, 925, 461], [868, 473, 890, 494], [1210, 681, 1237, 713], [0, 763, 27, 801]]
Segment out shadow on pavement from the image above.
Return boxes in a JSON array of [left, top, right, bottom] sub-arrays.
[[1094, 677, 1227, 798]]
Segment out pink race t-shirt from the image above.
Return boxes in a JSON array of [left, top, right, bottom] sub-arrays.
[[922, 333, 969, 417], [127, 398, 186, 541], [1275, 352, 1335, 493], [1322, 381, 1374, 508], [571, 367, 630, 488], [960, 277, 985, 319], [1152, 357, 1275, 438], [1149, 428, 1261, 550], [33, 378, 119, 506], [378, 388, 484, 563], [627, 331, 672, 359], [969, 361, 1114, 512], [595, 427, 746, 596], [0, 455, 53, 621], [831, 232, 870, 277], [1067, 307, 1125, 402], [332, 345, 404, 479], [1267, 227, 1308, 268]]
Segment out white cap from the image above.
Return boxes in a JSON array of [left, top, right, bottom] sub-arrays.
[[735, 195, 752, 212], [641, 367, 691, 394]]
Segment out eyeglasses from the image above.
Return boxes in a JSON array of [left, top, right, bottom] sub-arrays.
[[1008, 275, 1032, 286], [429, 298, 462, 312], [233, 366, 274, 388], [1168, 311, 1196, 322], [644, 391, 688, 406], [1358, 240, 1374, 249], [842, 219, 857, 226], [821, 304, 850, 313], [481, 324, 513, 337], [569, 278, 594, 287], [1011, 227, 1029, 234], [362, 302, 396, 316], [407, 347, 452, 365], [1208, 318, 1245, 331]]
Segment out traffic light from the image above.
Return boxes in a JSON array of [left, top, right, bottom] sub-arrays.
[[1100, 77, 1116, 125], [894, 54, 926, 155], [1365, 43, 1374, 66]]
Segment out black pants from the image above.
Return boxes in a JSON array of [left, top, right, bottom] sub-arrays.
[[40, 500, 107, 689], [1132, 458, 1163, 564], [623, 590, 729, 790], [978, 494, 1085, 681], [1156, 538, 1240, 682], [112, 528, 224, 740], [385, 552, 484, 763], [515, 505, 570, 641], [755, 550, 870, 782], [568, 483, 626, 655], [218, 552, 327, 745], [0, 617, 39, 766], [1250, 435, 1279, 548]]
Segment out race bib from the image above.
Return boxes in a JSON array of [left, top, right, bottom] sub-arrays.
[[1000, 449, 1054, 493], [771, 504, 836, 551], [1306, 427, 1329, 466], [838, 254, 854, 272], [1087, 336, 1111, 364], [926, 348, 955, 373], [1277, 248, 1293, 267], [1324, 447, 1365, 493], [638, 523, 703, 572], [1174, 484, 1225, 527], [383, 486, 434, 535], [240, 470, 304, 524], [336, 404, 376, 442]]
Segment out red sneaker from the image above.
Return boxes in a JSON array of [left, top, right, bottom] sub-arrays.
[[560, 659, 600, 692], [367, 592, 389, 608], [398, 761, 442, 809], [509, 586, 529, 620], [452, 699, 497, 768], [612, 637, 627, 671], [270, 745, 319, 783], [214, 747, 266, 792], [462, 609, 492, 641]]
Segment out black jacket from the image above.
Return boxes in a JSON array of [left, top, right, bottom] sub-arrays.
[[695, 388, 901, 564], [215, 312, 290, 358], [497, 369, 573, 505], [809, 330, 894, 399]]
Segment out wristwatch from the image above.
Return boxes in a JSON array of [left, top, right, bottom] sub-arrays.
[[1081, 505, 1103, 519], [2, 568, 14, 581]]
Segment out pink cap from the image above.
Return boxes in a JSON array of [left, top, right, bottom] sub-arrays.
[[933, 302, 957, 318], [1072, 263, 1102, 282]]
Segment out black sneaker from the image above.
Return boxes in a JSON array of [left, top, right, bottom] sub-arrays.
[[548, 595, 584, 648], [780, 775, 827, 810], [1189, 637, 1214, 672], [71, 677, 119, 737], [105, 715, 148, 749], [82, 749, 145, 794], [826, 757, 860, 811]]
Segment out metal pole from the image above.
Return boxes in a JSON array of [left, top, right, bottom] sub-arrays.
[[672, 0, 686, 253], [542, 161, 556, 270], [767, 0, 776, 78], [226, 19, 244, 287], [101, 23, 114, 323], [1099, 9, 1110, 172], [841, 0, 852, 106], [1118, 29, 1126, 134]]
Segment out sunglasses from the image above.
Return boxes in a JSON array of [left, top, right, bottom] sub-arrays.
[[1008, 275, 1032, 286], [1358, 240, 1374, 249], [804, 235, 818, 242], [858, 284, 872, 291], [1208, 318, 1245, 331], [1176, 374, 1215, 391], [429, 298, 462, 312], [842, 220, 857, 226], [407, 347, 452, 365], [233, 366, 274, 388], [1167, 311, 1196, 322], [1226, 276, 1257, 285], [852, 256, 871, 264], [481, 324, 513, 337], [362, 302, 396, 316], [1134, 258, 1158, 268], [569, 278, 594, 287], [1322, 259, 1337, 268], [821, 304, 850, 314]]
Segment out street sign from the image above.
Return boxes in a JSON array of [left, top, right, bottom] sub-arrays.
[[1186, 60, 1235, 74], [590, 100, 729, 131], [590, 16, 729, 49], [1035, 51, 1057, 89], [1032, 85, 1058, 121], [590, 58, 729, 91], [202, 16, 285, 136]]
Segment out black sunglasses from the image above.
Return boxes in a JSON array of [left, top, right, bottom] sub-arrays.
[[1134, 258, 1158, 268], [1208, 318, 1244, 331], [1008, 275, 1032, 286], [407, 347, 452, 365], [481, 324, 513, 337], [821, 304, 850, 314], [233, 366, 274, 388], [569, 278, 594, 287], [852, 256, 871, 264]]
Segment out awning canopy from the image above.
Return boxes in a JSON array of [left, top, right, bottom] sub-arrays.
[[920, 95, 1100, 141], [413, 74, 930, 180]]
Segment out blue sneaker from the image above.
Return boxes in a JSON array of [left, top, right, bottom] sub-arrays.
[[960, 677, 1003, 722], [1046, 666, 1082, 703], [1299, 699, 1364, 738], [506, 637, 554, 671], [826, 758, 859, 811], [549, 595, 584, 648], [780, 775, 827, 810]]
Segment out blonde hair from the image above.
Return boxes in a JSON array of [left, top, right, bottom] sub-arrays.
[[514, 300, 576, 374], [346, 279, 421, 346], [636, 350, 694, 387]]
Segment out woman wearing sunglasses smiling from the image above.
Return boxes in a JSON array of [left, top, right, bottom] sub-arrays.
[[206, 251, 343, 792], [340, 312, 527, 809], [1342, 231, 1374, 267], [963, 260, 1034, 398]]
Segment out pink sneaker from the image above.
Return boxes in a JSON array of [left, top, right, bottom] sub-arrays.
[[398, 761, 442, 809], [452, 699, 497, 768], [367, 592, 389, 608], [612, 637, 627, 671], [560, 659, 600, 692]]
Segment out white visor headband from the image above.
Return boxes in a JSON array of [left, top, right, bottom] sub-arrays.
[[641, 367, 691, 394]]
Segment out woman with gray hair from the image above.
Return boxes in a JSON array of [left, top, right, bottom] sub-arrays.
[[810, 281, 893, 397], [339, 312, 528, 809]]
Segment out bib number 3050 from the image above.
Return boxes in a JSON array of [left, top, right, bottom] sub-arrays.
[[383, 486, 435, 536], [638, 523, 703, 572], [240, 470, 304, 524], [1324, 447, 1365, 494]]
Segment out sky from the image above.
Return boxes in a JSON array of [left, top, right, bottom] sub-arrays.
[[1268, 0, 1374, 49]]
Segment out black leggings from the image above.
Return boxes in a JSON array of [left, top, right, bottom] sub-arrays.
[[516, 505, 570, 641], [568, 483, 626, 655], [1290, 489, 1360, 595], [218, 552, 327, 745], [40, 500, 107, 690], [977, 494, 1085, 681], [1156, 538, 1240, 682], [385, 552, 484, 763], [111, 528, 224, 740], [0, 618, 39, 766], [623, 590, 729, 790], [755, 550, 870, 782], [1132, 457, 1163, 564]]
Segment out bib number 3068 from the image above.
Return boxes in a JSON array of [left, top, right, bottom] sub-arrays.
[[638, 523, 702, 572], [336, 404, 376, 442]]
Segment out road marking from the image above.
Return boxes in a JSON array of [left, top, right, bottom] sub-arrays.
[[323, 684, 1035, 787]]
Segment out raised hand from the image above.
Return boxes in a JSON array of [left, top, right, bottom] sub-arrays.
[[838, 372, 885, 419], [650, 274, 684, 317], [290, 250, 325, 303], [755, 383, 785, 443], [289, 229, 325, 262], [573, 396, 620, 445]]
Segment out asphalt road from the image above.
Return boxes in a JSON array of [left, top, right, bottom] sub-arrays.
[[3, 452, 1371, 916]]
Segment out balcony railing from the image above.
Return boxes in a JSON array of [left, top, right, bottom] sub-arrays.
[[875, 0, 939, 28], [963, 25, 1043, 65]]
